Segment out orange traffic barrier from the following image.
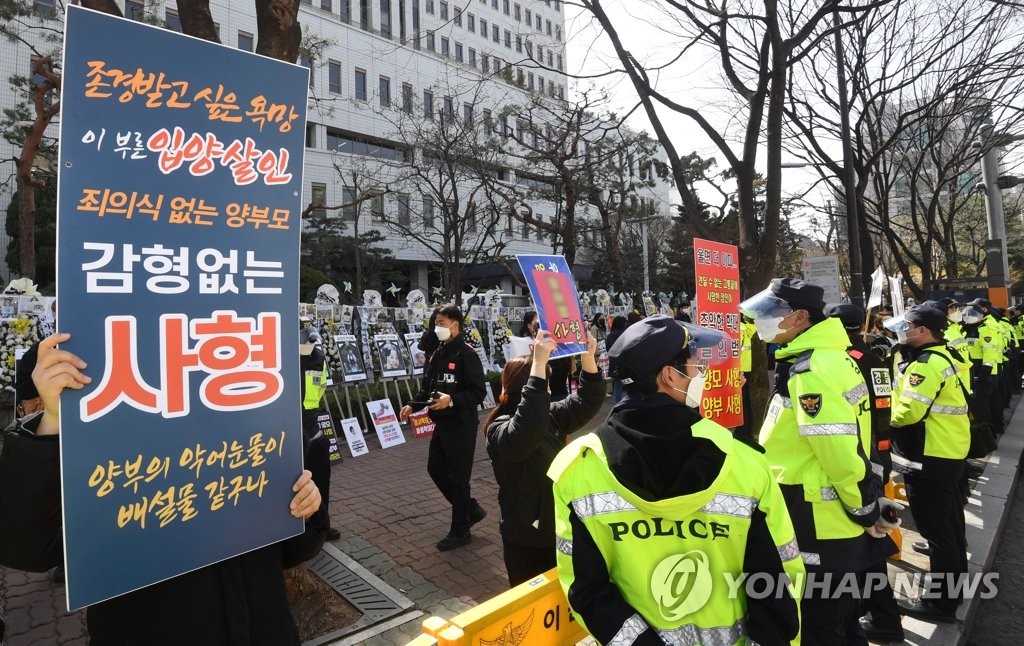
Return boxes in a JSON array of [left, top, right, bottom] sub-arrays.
[[412, 568, 587, 646]]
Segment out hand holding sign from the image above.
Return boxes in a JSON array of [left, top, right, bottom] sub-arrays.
[[532, 330, 557, 364], [289, 470, 321, 520], [32, 332, 92, 436]]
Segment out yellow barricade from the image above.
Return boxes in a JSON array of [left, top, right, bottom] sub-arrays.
[[414, 568, 587, 646]]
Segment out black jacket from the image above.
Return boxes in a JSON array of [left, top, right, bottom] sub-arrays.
[[485, 371, 606, 548], [0, 415, 328, 646], [415, 333, 487, 431]]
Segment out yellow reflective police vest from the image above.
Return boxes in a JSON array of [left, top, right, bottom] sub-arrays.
[[890, 344, 971, 465], [944, 323, 967, 355], [740, 322, 757, 373], [759, 318, 877, 543], [303, 365, 328, 410], [549, 420, 805, 644]]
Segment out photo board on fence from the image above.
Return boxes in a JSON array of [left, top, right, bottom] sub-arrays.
[[336, 334, 367, 382], [374, 334, 408, 378], [55, 6, 308, 611], [405, 332, 426, 376]]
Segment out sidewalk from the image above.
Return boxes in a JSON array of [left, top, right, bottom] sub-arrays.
[[2, 392, 1021, 646]]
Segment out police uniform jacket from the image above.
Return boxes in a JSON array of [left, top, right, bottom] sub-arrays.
[[549, 393, 803, 646], [760, 317, 891, 573], [0, 414, 328, 646], [890, 343, 970, 480], [847, 337, 893, 480], [414, 332, 487, 431], [485, 371, 605, 549], [300, 347, 328, 440]]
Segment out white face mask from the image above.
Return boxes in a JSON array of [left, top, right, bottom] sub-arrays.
[[754, 316, 789, 343], [434, 325, 452, 341], [671, 367, 706, 408], [948, 309, 963, 324]]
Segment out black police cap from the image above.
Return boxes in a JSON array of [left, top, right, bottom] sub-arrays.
[[770, 278, 825, 314], [967, 297, 992, 309], [824, 302, 865, 330], [609, 314, 687, 384], [937, 297, 957, 309], [905, 305, 948, 334]]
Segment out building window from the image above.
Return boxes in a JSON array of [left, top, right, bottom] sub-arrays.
[[454, 42, 463, 62], [340, 0, 351, 22], [371, 195, 385, 221], [556, 54, 562, 70], [480, 18, 487, 36], [301, 55, 314, 88], [536, 44, 541, 60], [237, 31, 254, 51], [467, 13, 475, 30], [527, 72, 533, 90], [492, 24, 499, 42], [546, 19, 552, 35], [535, 14, 541, 30], [463, 103, 473, 125], [379, 76, 391, 107], [399, 0, 407, 41], [402, 83, 413, 113], [439, 1, 448, 19], [502, 0, 509, 14], [467, 203, 477, 232], [342, 188, 357, 221], [306, 123, 317, 147], [426, 32, 435, 51], [454, 6, 462, 25], [125, 0, 144, 21], [355, 68, 367, 100], [165, 9, 181, 31], [483, 109, 492, 134], [329, 61, 342, 93], [380, 0, 392, 37], [468, 48, 476, 66], [536, 215, 544, 240], [424, 90, 434, 119], [441, 37, 449, 57], [425, 0, 433, 13], [443, 96, 454, 121], [538, 76, 544, 92], [481, 53, 489, 73], [360, 0, 371, 29], [397, 194, 410, 224], [506, 208, 514, 233], [556, 25, 561, 41], [311, 183, 327, 219], [524, 9, 531, 25], [504, 30, 511, 48], [514, 3, 520, 20], [322, 0, 332, 10], [422, 195, 434, 229], [515, 36, 522, 53], [491, 0, 497, 8]]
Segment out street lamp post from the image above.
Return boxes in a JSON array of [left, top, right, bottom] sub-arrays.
[[833, 11, 864, 307]]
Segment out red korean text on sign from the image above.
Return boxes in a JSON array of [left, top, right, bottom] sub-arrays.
[[81, 311, 283, 421], [531, 268, 585, 344], [693, 238, 743, 428]]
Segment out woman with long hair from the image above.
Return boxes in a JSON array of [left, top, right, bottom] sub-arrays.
[[484, 330, 606, 585]]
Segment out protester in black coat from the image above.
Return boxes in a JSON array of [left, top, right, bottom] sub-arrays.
[[0, 333, 327, 646], [485, 331, 605, 585], [401, 305, 488, 551]]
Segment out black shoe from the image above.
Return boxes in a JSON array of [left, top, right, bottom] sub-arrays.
[[859, 617, 905, 643], [897, 597, 956, 624], [436, 531, 471, 551], [51, 564, 65, 584], [325, 527, 341, 541], [470, 503, 487, 526], [911, 541, 932, 556]]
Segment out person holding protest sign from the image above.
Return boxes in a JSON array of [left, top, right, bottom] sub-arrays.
[[0, 332, 327, 645], [400, 305, 487, 551], [484, 330, 605, 585], [549, 316, 804, 645]]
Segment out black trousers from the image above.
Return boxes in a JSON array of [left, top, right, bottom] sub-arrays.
[[859, 559, 901, 630], [502, 539, 555, 587], [904, 470, 968, 614], [303, 410, 333, 523], [802, 588, 863, 646], [970, 369, 996, 433], [427, 427, 478, 535]]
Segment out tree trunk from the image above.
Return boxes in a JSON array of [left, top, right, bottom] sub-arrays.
[[177, 0, 222, 43], [16, 173, 37, 282], [255, 0, 302, 63]]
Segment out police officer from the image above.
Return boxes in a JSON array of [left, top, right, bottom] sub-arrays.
[[549, 315, 804, 645], [961, 299, 1002, 436], [737, 315, 758, 442], [300, 320, 340, 541], [887, 305, 970, 623], [400, 305, 487, 551], [740, 279, 898, 645]]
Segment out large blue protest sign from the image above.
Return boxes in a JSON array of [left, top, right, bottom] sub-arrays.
[[515, 255, 588, 358], [56, 6, 308, 610]]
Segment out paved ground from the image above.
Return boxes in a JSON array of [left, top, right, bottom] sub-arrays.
[[2, 391, 1021, 646]]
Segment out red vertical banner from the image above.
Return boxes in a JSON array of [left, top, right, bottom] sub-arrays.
[[693, 238, 743, 428]]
